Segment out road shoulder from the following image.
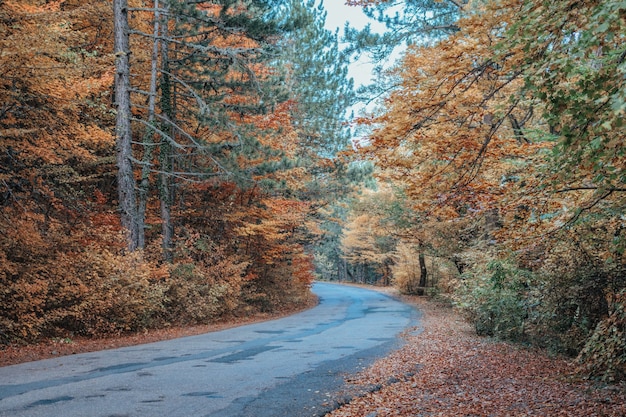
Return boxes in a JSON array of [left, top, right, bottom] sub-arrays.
[[325, 292, 626, 416]]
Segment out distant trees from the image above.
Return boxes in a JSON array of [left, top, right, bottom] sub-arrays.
[[340, 187, 397, 285]]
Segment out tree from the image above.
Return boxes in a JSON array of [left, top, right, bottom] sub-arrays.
[[505, 0, 626, 380], [358, 0, 539, 220], [345, 0, 465, 57], [340, 186, 401, 285], [0, 0, 319, 343], [112, 0, 289, 255], [277, 0, 355, 156], [349, 0, 626, 380], [507, 0, 626, 224], [113, 0, 140, 251], [343, 0, 466, 103], [137, 0, 162, 250], [0, 0, 164, 342], [269, 0, 361, 281]]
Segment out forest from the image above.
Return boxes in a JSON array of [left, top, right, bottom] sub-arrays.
[[1, 0, 624, 382]]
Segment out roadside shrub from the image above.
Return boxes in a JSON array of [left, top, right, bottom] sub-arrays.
[[525, 240, 612, 357], [54, 249, 166, 336], [576, 290, 626, 382], [165, 262, 244, 323], [456, 258, 532, 342], [165, 237, 248, 324], [455, 234, 625, 383], [0, 241, 166, 343]]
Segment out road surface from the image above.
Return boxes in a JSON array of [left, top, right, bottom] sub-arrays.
[[0, 282, 419, 417]]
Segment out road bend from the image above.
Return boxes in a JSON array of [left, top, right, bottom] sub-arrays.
[[0, 282, 419, 417]]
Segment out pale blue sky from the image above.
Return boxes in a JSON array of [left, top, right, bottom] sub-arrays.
[[322, 1, 403, 114], [322, 1, 382, 94], [323, 1, 373, 32]]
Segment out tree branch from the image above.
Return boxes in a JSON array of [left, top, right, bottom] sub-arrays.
[[555, 186, 626, 193]]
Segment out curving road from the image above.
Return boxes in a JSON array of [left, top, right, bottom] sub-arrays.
[[0, 282, 419, 417]]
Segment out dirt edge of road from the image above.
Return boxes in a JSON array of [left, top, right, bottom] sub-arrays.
[[324, 288, 626, 417]]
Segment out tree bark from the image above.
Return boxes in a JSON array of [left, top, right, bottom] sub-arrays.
[[113, 0, 140, 251], [159, 9, 174, 262], [137, 0, 162, 250], [417, 249, 427, 296]]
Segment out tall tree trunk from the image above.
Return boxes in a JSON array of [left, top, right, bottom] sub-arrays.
[[137, 0, 161, 250], [113, 0, 140, 251], [382, 258, 391, 286], [417, 246, 427, 296], [159, 11, 174, 262]]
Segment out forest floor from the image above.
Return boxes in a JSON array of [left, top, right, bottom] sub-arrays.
[[2, 286, 625, 416], [326, 288, 626, 417]]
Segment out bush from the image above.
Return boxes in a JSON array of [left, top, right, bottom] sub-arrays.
[[577, 290, 626, 382], [165, 260, 246, 323], [0, 243, 166, 343], [54, 249, 166, 336], [456, 259, 532, 342], [164, 237, 248, 324], [0, 190, 316, 345], [455, 236, 626, 383], [524, 240, 613, 357]]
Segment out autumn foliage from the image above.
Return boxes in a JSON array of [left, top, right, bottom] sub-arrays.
[[0, 0, 318, 345], [341, 0, 626, 381]]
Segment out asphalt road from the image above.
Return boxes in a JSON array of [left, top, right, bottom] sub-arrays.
[[0, 282, 419, 417]]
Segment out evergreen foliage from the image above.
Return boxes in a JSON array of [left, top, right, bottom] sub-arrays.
[[276, 0, 355, 155]]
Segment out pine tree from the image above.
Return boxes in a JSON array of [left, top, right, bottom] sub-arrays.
[[344, 0, 465, 103], [113, 0, 141, 251], [277, 0, 355, 156], [116, 0, 288, 254], [272, 1, 365, 281]]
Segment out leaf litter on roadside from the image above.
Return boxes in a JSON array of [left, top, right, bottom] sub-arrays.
[[326, 295, 626, 417]]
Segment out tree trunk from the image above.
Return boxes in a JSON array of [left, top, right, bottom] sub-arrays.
[[381, 263, 388, 286], [113, 0, 140, 251], [484, 208, 500, 242], [343, 258, 349, 281], [137, 0, 161, 250], [417, 250, 427, 296], [159, 11, 174, 262]]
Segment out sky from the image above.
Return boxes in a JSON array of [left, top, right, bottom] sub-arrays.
[[322, 1, 385, 90], [321, 1, 406, 118], [323, 1, 373, 32]]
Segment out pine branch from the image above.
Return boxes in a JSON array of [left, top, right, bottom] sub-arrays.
[[555, 187, 626, 193]]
